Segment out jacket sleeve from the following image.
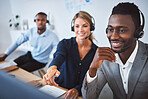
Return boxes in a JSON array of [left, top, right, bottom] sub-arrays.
[[81, 67, 107, 99], [74, 83, 82, 96]]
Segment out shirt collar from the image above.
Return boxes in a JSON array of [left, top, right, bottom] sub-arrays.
[[36, 28, 48, 37], [128, 40, 138, 63], [115, 41, 138, 64]]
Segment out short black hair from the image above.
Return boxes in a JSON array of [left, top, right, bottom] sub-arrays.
[[111, 2, 140, 28], [35, 12, 47, 17]]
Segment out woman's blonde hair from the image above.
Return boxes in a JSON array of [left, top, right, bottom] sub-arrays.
[[72, 11, 95, 41]]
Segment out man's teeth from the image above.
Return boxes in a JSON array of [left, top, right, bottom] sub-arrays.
[[112, 43, 120, 45]]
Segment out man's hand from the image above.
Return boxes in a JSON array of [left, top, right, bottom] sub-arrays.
[[0, 54, 7, 62], [89, 47, 116, 77], [64, 88, 79, 99], [43, 65, 60, 86]]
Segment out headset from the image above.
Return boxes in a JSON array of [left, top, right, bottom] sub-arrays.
[[34, 12, 49, 24], [106, 10, 145, 39], [71, 16, 95, 32], [134, 10, 145, 38]]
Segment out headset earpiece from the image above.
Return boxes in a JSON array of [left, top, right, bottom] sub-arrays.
[[134, 10, 145, 39], [90, 16, 95, 31], [134, 28, 144, 38], [138, 30, 144, 38], [106, 28, 108, 34], [46, 20, 49, 24], [71, 26, 74, 31], [90, 24, 95, 31]]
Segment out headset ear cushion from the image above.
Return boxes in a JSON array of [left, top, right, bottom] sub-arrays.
[[134, 29, 141, 38], [71, 26, 74, 31], [139, 31, 144, 38], [90, 25, 95, 31], [34, 19, 36, 22], [47, 20, 49, 23], [106, 28, 108, 34], [135, 29, 144, 38], [134, 28, 144, 38]]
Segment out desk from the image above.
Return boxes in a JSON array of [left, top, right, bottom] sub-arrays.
[[9, 68, 41, 83], [0, 61, 82, 99], [9, 68, 68, 91]]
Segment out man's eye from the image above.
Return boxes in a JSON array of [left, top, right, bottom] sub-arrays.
[[36, 19, 40, 21], [108, 28, 114, 32], [119, 29, 127, 33]]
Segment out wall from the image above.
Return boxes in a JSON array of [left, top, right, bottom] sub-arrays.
[[0, 0, 148, 52], [0, 0, 12, 52]]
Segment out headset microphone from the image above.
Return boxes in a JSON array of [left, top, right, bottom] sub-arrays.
[[85, 33, 92, 39], [119, 39, 137, 52], [85, 36, 89, 39]]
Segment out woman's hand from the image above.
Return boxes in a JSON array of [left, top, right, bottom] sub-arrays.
[[43, 65, 60, 86], [89, 47, 116, 77], [64, 88, 79, 99]]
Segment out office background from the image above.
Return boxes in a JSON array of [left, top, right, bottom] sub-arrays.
[[0, 0, 148, 52]]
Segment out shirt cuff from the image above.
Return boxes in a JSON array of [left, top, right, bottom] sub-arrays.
[[86, 70, 97, 83]]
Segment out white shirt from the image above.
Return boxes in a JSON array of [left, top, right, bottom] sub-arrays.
[[87, 41, 138, 94]]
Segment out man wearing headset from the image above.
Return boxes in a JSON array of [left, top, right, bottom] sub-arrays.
[[0, 12, 59, 72], [82, 2, 148, 99]]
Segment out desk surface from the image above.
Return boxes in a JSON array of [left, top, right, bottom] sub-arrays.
[[0, 61, 82, 99], [9, 68, 41, 82], [9, 68, 69, 91]]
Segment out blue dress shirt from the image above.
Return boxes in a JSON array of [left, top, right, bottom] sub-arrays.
[[5, 27, 59, 63], [49, 37, 98, 95]]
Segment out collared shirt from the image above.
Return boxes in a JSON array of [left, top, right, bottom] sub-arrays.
[[5, 27, 59, 63], [49, 37, 98, 95], [115, 41, 138, 94], [87, 41, 138, 94]]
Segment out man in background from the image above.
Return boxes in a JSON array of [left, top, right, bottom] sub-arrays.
[[0, 12, 59, 72]]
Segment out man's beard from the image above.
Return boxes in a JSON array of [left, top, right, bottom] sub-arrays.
[[38, 26, 45, 31]]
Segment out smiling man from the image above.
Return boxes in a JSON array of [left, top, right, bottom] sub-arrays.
[[0, 12, 59, 72], [82, 2, 148, 99]]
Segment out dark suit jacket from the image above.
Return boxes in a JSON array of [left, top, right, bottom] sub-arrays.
[[82, 40, 148, 99]]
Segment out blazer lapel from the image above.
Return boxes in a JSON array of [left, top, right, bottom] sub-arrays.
[[111, 62, 127, 97], [103, 61, 127, 98], [128, 41, 148, 99]]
